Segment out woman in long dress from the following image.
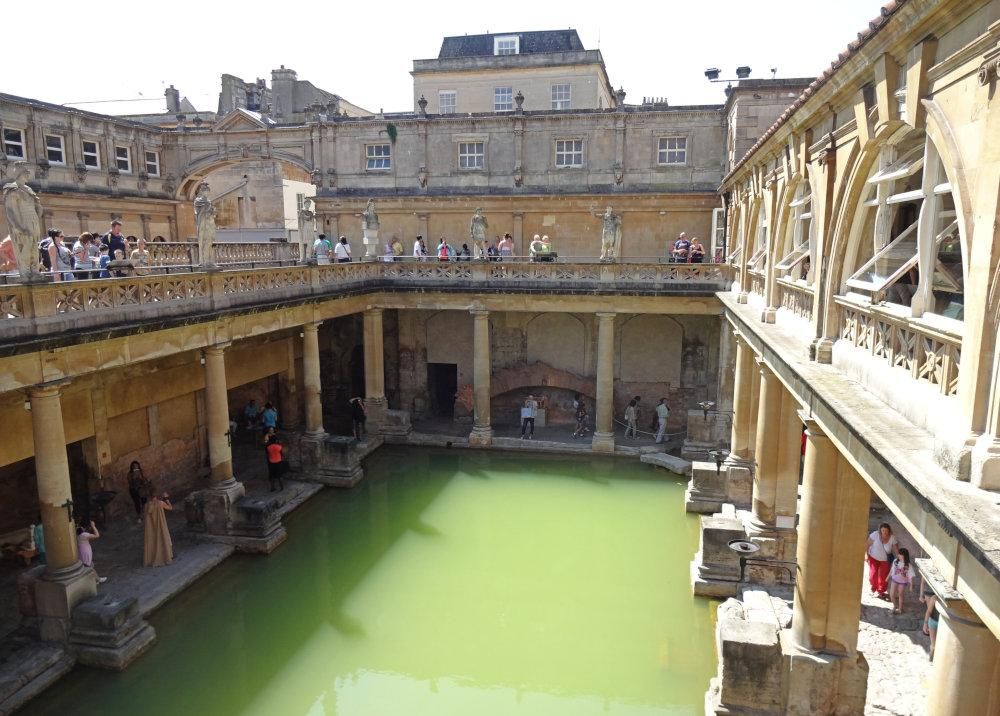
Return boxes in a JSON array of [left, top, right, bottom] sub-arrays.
[[143, 492, 174, 567]]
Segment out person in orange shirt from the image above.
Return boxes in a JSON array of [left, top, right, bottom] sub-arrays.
[[265, 435, 286, 492]]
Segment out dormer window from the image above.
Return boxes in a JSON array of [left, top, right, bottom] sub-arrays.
[[494, 36, 519, 55]]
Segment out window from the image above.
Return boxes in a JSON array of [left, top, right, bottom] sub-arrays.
[[3, 128, 25, 158], [494, 87, 513, 112], [366, 143, 391, 170], [775, 184, 814, 282], [711, 207, 725, 261], [494, 36, 519, 55], [439, 90, 456, 114], [45, 135, 65, 165], [555, 139, 583, 167], [145, 150, 160, 176], [748, 204, 768, 271], [82, 140, 100, 169], [551, 84, 571, 110], [658, 137, 687, 165], [459, 142, 485, 169], [115, 146, 132, 173]]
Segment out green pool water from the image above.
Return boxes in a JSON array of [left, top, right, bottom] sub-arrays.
[[28, 447, 717, 716]]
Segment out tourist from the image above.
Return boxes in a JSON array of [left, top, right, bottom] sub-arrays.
[[498, 233, 514, 260], [487, 239, 499, 261], [350, 397, 367, 440], [654, 398, 670, 444], [520, 395, 538, 439], [458, 243, 472, 261], [265, 435, 287, 492], [413, 235, 427, 260], [437, 238, 450, 262], [72, 232, 97, 280], [143, 492, 174, 567], [42, 229, 74, 281], [33, 517, 45, 565], [383, 241, 395, 262], [866, 522, 898, 600], [127, 461, 151, 524], [670, 232, 691, 263], [130, 237, 152, 276], [314, 233, 331, 265], [244, 399, 260, 431], [333, 236, 352, 263], [261, 426, 276, 450], [633, 395, 643, 431], [0, 235, 16, 273], [391, 236, 404, 259], [689, 237, 706, 263], [572, 399, 589, 438], [261, 402, 278, 432], [97, 244, 112, 278], [102, 220, 129, 276], [888, 547, 915, 614], [76, 520, 108, 583], [921, 587, 938, 659], [624, 397, 639, 439], [15, 523, 37, 566]]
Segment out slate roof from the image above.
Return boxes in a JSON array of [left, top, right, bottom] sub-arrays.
[[439, 30, 585, 58]]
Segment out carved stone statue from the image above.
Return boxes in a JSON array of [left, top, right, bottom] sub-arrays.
[[360, 198, 379, 259], [469, 208, 489, 259], [599, 205, 622, 261], [193, 182, 218, 268], [2, 162, 43, 281], [297, 197, 316, 262]]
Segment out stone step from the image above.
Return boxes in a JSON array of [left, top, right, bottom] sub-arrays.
[[0, 640, 75, 714], [639, 452, 692, 475]]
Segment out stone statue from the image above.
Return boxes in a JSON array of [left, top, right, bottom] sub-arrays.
[[298, 197, 316, 262], [599, 205, 622, 261], [193, 182, 218, 268], [360, 198, 379, 259], [2, 161, 43, 281], [469, 208, 489, 259]]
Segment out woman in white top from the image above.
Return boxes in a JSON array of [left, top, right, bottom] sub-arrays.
[[333, 236, 352, 263], [313, 235, 331, 265], [413, 236, 427, 260], [47, 229, 74, 282], [865, 522, 898, 599]]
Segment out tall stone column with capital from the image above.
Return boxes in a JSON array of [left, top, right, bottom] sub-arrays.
[[29, 383, 97, 641], [302, 322, 325, 436], [204, 344, 236, 485], [592, 312, 616, 453], [469, 309, 493, 446], [364, 308, 386, 432], [781, 416, 870, 715]]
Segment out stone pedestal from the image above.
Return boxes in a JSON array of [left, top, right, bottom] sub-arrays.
[[780, 630, 869, 716], [293, 433, 381, 487], [69, 595, 156, 670], [691, 511, 745, 598], [362, 228, 378, 259], [381, 409, 412, 442], [34, 563, 98, 643], [681, 408, 733, 461], [706, 601, 785, 715], [685, 460, 752, 513], [184, 479, 287, 553]]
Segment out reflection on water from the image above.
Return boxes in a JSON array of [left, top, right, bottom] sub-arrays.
[[28, 448, 716, 716]]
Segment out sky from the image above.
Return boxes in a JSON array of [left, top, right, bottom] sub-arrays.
[[5, 0, 886, 115]]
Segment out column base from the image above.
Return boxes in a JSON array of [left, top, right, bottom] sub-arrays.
[[685, 461, 731, 513], [382, 409, 413, 443], [811, 337, 835, 364], [761, 307, 777, 324], [691, 511, 745, 598], [365, 397, 387, 434], [69, 595, 157, 670], [292, 432, 375, 487], [780, 630, 869, 716], [741, 511, 798, 586], [591, 431, 615, 453], [720, 459, 754, 510], [971, 433, 1000, 490], [736, 292, 749, 305], [34, 562, 98, 643], [469, 425, 493, 447]]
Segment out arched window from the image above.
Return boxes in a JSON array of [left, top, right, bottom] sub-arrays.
[[748, 202, 768, 272], [845, 130, 963, 320], [775, 181, 815, 284]]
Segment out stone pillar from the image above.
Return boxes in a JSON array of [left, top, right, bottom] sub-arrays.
[[729, 332, 754, 459], [920, 559, 1000, 716], [302, 322, 325, 436], [29, 383, 97, 642], [203, 343, 235, 485], [749, 359, 783, 531], [469, 309, 492, 446], [278, 336, 300, 430], [782, 415, 870, 715], [364, 308, 386, 431], [512, 212, 524, 256], [592, 312, 616, 453], [773, 389, 803, 530]]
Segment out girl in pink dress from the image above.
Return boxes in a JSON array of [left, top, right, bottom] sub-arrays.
[[76, 520, 108, 583]]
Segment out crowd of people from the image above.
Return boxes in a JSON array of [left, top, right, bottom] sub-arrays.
[[667, 232, 708, 263], [513, 393, 673, 443], [1, 219, 168, 280]]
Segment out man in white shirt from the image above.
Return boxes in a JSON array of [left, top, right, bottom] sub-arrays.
[[654, 398, 670, 443], [413, 235, 427, 261], [314, 234, 331, 265], [333, 236, 352, 263], [519, 395, 539, 439]]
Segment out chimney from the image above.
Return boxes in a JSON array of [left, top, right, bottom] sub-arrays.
[[165, 85, 180, 114]]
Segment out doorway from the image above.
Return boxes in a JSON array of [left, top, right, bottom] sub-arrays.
[[427, 363, 458, 418]]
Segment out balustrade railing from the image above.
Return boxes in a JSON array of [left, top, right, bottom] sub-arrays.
[[836, 297, 961, 396], [0, 261, 733, 338], [777, 278, 814, 323], [145, 242, 300, 268], [747, 270, 765, 297]]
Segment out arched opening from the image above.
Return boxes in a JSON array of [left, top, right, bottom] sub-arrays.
[[774, 178, 816, 285]]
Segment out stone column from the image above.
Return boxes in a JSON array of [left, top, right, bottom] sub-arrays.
[[592, 312, 616, 453], [203, 343, 235, 485], [29, 382, 97, 642], [278, 336, 300, 430], [773, 388, 803, 530], [364, 308, 386, 431], [302, 322, 325, 436], [749, 359, 783, 531], [729, 332, 754, 459], [512, 212, 524, 256], [469, 309, 492, 446], [922, 562, 1000, 716], [782, 415, 870, 714]]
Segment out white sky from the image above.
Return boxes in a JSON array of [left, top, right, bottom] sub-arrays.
[[6, 0, 885, 115]]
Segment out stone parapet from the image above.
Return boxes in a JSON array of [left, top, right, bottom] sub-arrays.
[[68, 595, 156, 671]]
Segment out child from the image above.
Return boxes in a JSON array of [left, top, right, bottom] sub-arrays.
[[888, 547, 914, 614], [572, 400, 589, 438], [98, 244, 111, 278]]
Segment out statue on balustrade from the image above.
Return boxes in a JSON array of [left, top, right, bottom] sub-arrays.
[[298, 197, 316, 263], [360, 198, 380, 260], [599, 205, 622, 262], [469, 208, 489, 259], [193, 182, 218, 268], [2, 161, 44, 281]]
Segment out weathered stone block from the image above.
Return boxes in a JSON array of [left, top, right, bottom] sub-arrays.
[[685, 460, 727, 513], [780, 630, 869, 716], [714, 617, 784, 713], [691, 513, 745, 597], [69, 595, 156, 670]]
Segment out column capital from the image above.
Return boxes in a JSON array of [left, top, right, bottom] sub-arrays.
[[797, 410, 826, 436], [203, 341, 231, 356], [364, 307, 384, 317], [470, 308, 490, 318], [595, 311, 616, 321], [302, 321, 322, 333], [26, 378, 73, 399], [754, 356, 774, 376]]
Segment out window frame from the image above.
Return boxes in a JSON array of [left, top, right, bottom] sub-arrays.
[[554, 138, 584, 168], [144, 150, 161, 177], [115, 145, 132, 173], [82, 139, 100, 169], [551, 84, 571, 110], [494, 36, 519, 55], [657, 136, 688, 166], [458, 141, 485, 170], [2, 128, 25, 159], [438, 90, 457, 114], [493, 87, 513, 112], [365, 143, 392, 171], [45, 134, 66, 165]]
